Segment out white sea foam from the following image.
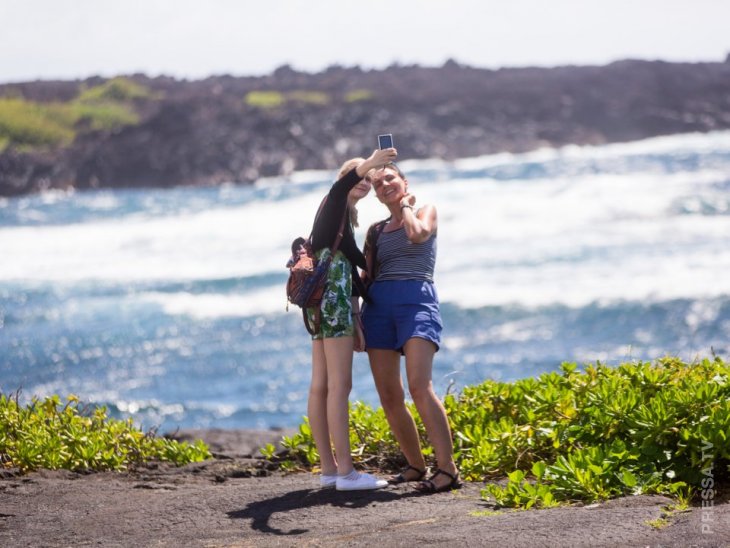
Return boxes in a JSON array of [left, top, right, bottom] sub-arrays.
[[1, 131, 729, 318], [138, 289, 285, 318], [0, 190, 325, 283], [450, 130, 730, 169]]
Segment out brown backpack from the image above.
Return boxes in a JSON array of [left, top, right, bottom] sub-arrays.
[[286, 198, 347, 335]]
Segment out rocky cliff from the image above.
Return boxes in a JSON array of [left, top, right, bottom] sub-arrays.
[[1, 59, 729, 197]]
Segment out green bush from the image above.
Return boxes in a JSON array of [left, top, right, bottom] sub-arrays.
[[76, 77, 154, 103], [0, 98, 76, 147], [244, 89, 339, 109], [344, 89, 374, 103], [278, 357, 729, 508], [70, 101, 139, 130], [0, 393, 210, 472], [244, 90, 285, 109], [0, 78, 152, 150], [287, 90, 330, 105]]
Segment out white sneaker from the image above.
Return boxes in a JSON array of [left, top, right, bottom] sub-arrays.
[[320, 474, 338, 488], [336, 472, 388, 491]]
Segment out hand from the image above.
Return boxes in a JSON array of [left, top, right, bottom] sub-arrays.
[[353, 314, 366, 352], [400, 193, 416, 209], [358, 148, 397, 176]]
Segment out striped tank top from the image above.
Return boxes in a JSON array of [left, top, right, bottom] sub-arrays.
[[376, 226, 437, 282]]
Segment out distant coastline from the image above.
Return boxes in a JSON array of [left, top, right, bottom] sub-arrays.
[[1, 58, 730, 197]]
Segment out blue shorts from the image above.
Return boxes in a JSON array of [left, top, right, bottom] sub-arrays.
[[362, 280, 442, 353]]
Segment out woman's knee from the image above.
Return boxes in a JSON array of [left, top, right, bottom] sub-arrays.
[[309, 381, 328, 400], [408, 381, 435, 405], [327, 378, 352, 397], [378, 385, 407, 412]]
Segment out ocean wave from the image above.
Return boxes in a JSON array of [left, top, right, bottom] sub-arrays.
[[138, 289, 286, 318]]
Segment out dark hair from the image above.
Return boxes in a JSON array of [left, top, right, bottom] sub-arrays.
[[366, 162, 406, 182], [290, 237, 306, 256], [385, 162, 405, 178]]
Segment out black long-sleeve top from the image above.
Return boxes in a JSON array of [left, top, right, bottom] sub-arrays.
[[311, 167, 369, 300]]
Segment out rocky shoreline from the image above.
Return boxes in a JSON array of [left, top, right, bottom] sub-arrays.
[[2, 58, 730, 197], [1, 427, 727, 547]]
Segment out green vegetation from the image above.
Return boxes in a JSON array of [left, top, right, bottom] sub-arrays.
[[245, 88, 372, 109], [0, 98, 77, 147], [0, 393, 210, 472], [245, 89, 331, 108], [77, 77, 155, 103], [288, 90, 330, 105], [344, 89, 374, 103], [244, 91, 286, 109], [644, 499, 691, 529], [275, 357, 729, 509], [0, 77, 152, 150]]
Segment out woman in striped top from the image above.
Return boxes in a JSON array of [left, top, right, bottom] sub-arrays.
[[361, 162, 461, 493]]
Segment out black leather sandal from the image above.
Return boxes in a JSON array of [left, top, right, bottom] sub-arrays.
[[388, 464, 427, 485], [415, 468, 462, 493]]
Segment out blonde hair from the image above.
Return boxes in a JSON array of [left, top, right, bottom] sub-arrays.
[[337, 157, 364, 179], [337, 157, 366, 227]]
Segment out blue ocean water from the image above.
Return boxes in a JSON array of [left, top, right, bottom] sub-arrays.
[[1, 132, 729, 430]]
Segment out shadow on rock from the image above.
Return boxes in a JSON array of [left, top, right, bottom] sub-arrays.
[[227, 487, 424, 536]]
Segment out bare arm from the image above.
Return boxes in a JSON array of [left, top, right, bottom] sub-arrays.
[[356, 148, 397, 178], [400, 194, 437, 243]]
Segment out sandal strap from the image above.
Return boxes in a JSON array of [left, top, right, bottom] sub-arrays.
[[404, 464, 426, 475], [431, 468, 457, 482], [388, 464, 427, 484]]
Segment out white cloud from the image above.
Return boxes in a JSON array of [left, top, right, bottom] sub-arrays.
[[1, 0, 728, 82]]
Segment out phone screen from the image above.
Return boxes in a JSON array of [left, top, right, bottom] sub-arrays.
[[378, 134, 394, 149]]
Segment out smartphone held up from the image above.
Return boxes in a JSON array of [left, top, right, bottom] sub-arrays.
[[378, 134, 394, 149]]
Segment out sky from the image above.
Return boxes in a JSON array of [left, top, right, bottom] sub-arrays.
[[1, 0, 729, 83]]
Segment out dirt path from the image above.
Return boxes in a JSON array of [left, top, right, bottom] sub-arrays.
[[1, 429, 727, 547]]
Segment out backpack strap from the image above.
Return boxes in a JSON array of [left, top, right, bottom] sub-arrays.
[[303, 308, 320, 336], [363, 217, 390, 286]]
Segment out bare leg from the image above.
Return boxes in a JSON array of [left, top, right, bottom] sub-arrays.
[[308, 339, 337, 475], [368, 348, 427, 474], [322, 335, 356, 475], [404, 338, 458, 488]]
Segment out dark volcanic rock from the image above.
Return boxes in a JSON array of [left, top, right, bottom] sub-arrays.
[[2, 60, 730, 197]]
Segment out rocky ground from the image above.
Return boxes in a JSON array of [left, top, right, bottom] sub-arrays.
[[1, 429, 727, 547], [2, 58, 730, 197]]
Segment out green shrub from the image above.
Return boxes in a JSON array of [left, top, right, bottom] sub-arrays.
[[76, 77, 154, 103], [278, 357, 729, 508], [244, 91, 285, 108], [0, 98, 76, 147], [0, 78, 152, 150], [70, 101, 139, 130], [0, 393, 210, 472], [244, 89, 333, 109], [344, 89, 374, 102], [288, 90, 330, 105]]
